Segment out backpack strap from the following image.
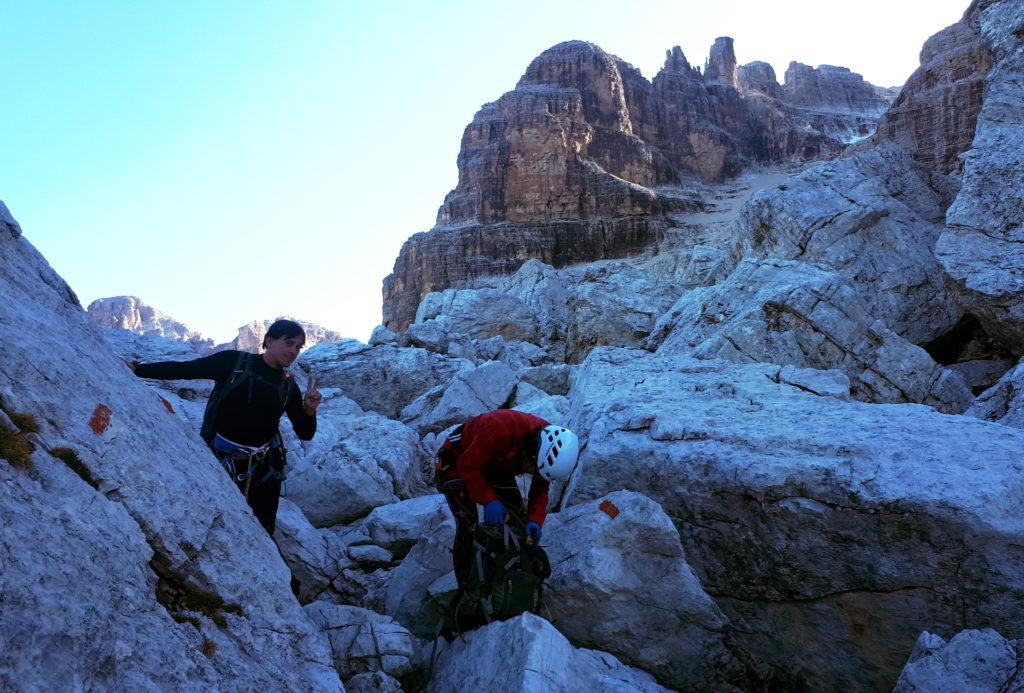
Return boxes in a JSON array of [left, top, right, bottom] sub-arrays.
[[200, 351, 250, 446]]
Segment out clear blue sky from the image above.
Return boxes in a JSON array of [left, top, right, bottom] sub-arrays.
[[1, 0, 968, 343]]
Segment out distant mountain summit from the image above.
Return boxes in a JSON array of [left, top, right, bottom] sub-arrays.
[[87, 296, 344, 353], [382, 37, 898, 330], [87, 296, 211, 348]]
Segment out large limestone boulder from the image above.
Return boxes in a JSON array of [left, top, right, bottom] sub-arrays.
[[273, 500, 352, 604], [567, 347, 1024, 691], [0, 205, 339, 689], [648, 258, 972, 412], [562, 261, 683, 363], [966, 358, 1024, 429], [938, 1, 1024, 355], [284, 394, 430, 527], [303, 602, 418, 681], [427, 613, 671, 692], [734, 146, 961, 345], [297, 339, 473, 420], [400, 360, 519, 435], [894, 629, 1023, 692], [543, 491, 743, 691]]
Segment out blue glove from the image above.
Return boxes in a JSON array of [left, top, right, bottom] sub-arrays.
[[525, 521, 542, 543], [483, 500, 505, 525]]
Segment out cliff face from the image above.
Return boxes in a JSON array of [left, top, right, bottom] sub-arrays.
[[87, 296, 210, 347], [871, 1, 994, 173], [383, 38, 896, 331], [783, 62, 892, 113]]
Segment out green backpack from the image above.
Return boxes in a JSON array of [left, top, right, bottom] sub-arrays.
[[445, 523, 552, 634], [199, 351, 291, 448]]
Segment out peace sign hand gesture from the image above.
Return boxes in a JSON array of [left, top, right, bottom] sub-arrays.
[[303, 374, 322, 416]]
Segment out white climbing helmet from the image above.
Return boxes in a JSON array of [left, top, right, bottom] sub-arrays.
[[536, 425, 580, 481]]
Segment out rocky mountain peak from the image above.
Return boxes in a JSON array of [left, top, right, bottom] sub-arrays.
[[87, 296, 210, 347], [783, 61, 891, 113], [661, 45, 698, 76], [703, 36, 739, 87], [737, 60, 784, 98]]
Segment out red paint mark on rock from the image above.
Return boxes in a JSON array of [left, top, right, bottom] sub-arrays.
[[160, 397, 175, 414], [89, 404, 112, 434], [598, 499, 620, 519]]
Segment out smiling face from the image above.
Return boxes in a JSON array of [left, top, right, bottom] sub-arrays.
[[262, 334, 305, 369]]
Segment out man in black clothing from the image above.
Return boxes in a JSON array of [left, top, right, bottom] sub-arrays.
[[131, 319, 321, 534]]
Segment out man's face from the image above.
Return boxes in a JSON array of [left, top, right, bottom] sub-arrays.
[[264, 334, 305, 368]]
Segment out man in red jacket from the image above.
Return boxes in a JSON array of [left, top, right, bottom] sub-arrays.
[[435, 409, 580, 583]]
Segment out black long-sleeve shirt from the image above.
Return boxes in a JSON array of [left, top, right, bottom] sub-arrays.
[[134, 350, 316, 447]]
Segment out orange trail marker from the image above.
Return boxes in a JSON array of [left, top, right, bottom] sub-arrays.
[[89, 404, 112, 434], [599, 499, 620, 519]]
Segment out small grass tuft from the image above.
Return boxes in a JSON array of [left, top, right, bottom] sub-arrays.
[[50, 447, 99, 489], [0, 425, 34, 471], [9, 412, 39, 434], [202, 639, 217, 657], [151, 552, 245, 630]]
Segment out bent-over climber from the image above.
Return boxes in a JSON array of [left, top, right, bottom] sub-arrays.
[[130, 318, 322, 535], [435, 409, 580, 582]]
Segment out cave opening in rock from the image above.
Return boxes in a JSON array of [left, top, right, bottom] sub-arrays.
[[922, 316, 1016, 395]]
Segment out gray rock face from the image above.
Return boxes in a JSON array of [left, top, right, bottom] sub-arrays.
[[543, 491, 741, 691], [0, 208, 339, 690], [939, 0, 1024, 354], [735, 145, 961, 345], [568, 347, 1024, 691], [871, 5, 993, 173], [967, 358, 1024, 429], [303, 602, 417, 680], [427, 613, 671, 693], [400, 360, 519, 435], [648, 258, 972, 412], [284, 394, 430, 527], [737, 61, 783, 99], [298, 340, 473, 420], [704, 37, 738, 88], [894, 629, 1024, 692], [783, 62, 891, 114], [87, 295, 211, 348]]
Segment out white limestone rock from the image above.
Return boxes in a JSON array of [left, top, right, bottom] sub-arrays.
[[517, 363, 574, 396], [0, 206, 339, 690], [400, 360, 519, 435], [894, 629, 1024, 692], [512, 394, 571, 425], [297, 340, 473, 420], [426, 613, 670, 693], [345, 672, 403, 692], [567, 347, 1024, 691], [414, 288, 541, 344], [274, 499, 352, 603], [285, 394, 430, 527], [543, 491, 742, 690], [648, 258, 972, 413], [562, 260, 684, 363], [221, 316, 344, 353], [303, 602, 417, 679], [967, 359, 1024, 430], [734, 146, 961, 344]]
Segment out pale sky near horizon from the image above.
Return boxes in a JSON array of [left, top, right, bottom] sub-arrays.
[[1, 0, 969, 343]]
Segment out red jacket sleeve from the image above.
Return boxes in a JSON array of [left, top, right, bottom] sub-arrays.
[[526, 475, 550, 526]]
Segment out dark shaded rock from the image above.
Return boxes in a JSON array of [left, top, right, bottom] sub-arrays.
[[737, 61, 783, 99]]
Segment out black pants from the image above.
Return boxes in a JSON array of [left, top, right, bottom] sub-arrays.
[[440, 477, 527, 585], [218, 448, 285, 535]]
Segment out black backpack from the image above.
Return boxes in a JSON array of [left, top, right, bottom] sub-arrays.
[[199, 351, 291, 447], [444, 523, 552, 634]]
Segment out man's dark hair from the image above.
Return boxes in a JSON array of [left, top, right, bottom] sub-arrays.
[[263, 319, 306, 348]]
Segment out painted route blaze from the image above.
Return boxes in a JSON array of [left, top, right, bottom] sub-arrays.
[[160, 397, 175, 414], [598, 499, 620, 519], [89, 404, 112, 434]]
